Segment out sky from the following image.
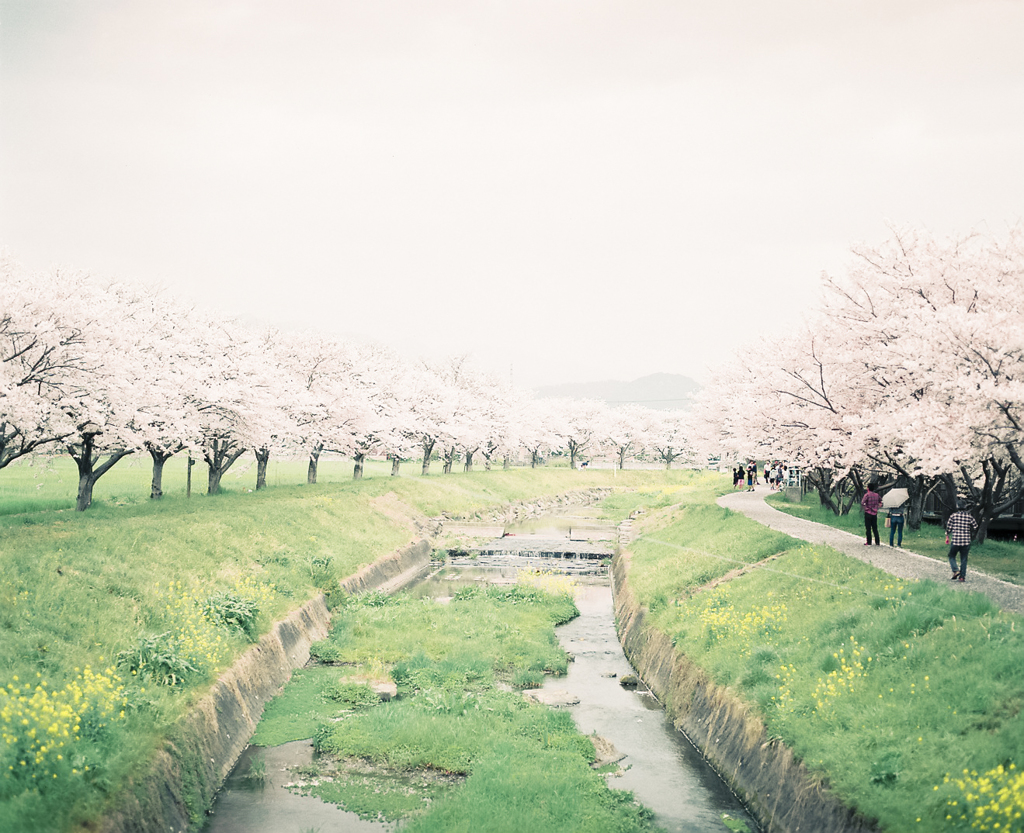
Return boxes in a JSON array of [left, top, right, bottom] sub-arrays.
[[2, 1, 1022, 390]]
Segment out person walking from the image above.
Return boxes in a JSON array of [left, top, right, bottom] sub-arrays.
[[887, 502, 906, 548], [946, 502, 979, 581], [861, 482, 882, 545]]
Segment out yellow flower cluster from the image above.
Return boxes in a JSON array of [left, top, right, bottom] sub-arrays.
[[809, 636, 872, 713], [232, 575, 276, 613], [944, 763, 1024, 830], [156, 581, 230, 672], [517, 569, 579, 599], [0, 667, 126, 785], [150, 576, 275, 676], [698, 589, 787, 649]]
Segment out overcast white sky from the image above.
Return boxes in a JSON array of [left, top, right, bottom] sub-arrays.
[[2, 1, 1022, 389]]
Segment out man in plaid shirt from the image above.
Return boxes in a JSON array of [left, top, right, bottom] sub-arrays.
[[946, 503, 979, 581], [861, 483, 883, 545]]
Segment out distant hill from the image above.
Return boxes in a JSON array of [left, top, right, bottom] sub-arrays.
[[533, 373, 700, 411]]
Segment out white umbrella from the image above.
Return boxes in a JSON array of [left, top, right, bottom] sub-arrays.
[[881, 488, 909, 509]]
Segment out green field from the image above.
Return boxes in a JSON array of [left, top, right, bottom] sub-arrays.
[[0, 457, 693, 832], [4, 459, 1022, 832]]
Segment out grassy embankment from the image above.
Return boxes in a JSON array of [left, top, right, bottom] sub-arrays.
[[764, 489, 1024, 585], [0, 455, 692, 832], [628, 478, 1024, 832], [250, 580, 660, 832]]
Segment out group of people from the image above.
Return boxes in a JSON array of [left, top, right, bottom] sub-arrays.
[[733, 461, 789, 492], [766, 462, 788, 490], [860, 483, 979, 581]]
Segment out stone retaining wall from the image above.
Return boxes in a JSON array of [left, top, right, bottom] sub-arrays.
[[466, 487, 612, 524], [612, 550, 879, 833]]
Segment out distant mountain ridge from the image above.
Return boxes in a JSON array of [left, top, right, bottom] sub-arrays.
[[533, 373, 700, 411]]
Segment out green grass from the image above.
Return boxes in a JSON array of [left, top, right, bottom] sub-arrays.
[[0, 461, 696, 832], [628, 479, 1024, 832], [766, 490, 1024, 585], [270, 586, 658, 832]]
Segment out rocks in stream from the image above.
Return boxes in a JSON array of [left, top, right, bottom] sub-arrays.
[[522, 688, 581, 707]]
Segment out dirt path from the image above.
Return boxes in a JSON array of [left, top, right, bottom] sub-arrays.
[[718, 487, 1024, 616]]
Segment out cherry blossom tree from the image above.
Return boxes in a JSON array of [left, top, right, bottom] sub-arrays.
[[0, 257, 88, 469], [648, 410, 694, 469], [551, 398, 609, 470], [603, 404, 658, 469]]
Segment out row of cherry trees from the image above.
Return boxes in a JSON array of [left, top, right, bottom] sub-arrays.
[[694, 225, 1024, 542], [1, 256, 696, 510]]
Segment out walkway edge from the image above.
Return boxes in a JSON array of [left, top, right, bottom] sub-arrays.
[[718, 489, 1024, 615]]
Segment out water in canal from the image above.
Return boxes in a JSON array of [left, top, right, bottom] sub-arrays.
[[545, 582, 758, 833], [205, 569, 758, 832]]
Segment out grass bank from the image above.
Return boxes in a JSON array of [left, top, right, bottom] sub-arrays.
[[627, 480, 1024, 832], [0, 462, 692, 831], [250, 580, 658, 831], [765, 490, 1024, 585]]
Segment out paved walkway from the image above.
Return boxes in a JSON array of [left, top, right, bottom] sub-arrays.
[[718, 487, 1024, 616]]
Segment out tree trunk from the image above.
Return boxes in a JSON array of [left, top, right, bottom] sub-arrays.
[[503, 455, 510, 470], [442, 448, 457, 475], [205, 438, 247, 495], [391, 455, 401, 476], [255, 447, 270, 490], [530, 449, 539, 469], [618, 447, 627, 470], [421, 438, 435, 475], [353, 451, 365, 480], [147, 445, 177, 499], [68, 434, 132, 511], [307, 445, 322, 484], [464, 450, 474, 472]]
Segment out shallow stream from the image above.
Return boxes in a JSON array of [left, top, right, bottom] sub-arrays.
[[543, 582, 758, 833], [205, 558, 759, 832]]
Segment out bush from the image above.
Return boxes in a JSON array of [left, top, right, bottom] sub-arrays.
[[116, 632, 198, 687], [202, 592, 260, 642]]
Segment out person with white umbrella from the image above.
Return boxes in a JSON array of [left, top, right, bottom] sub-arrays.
[[883, 488, 909, 548]]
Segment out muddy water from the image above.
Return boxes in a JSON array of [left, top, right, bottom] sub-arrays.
[[546, 583, 759, 833]]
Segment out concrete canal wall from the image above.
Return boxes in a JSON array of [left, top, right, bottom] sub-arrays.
[[612, 550, 880, 833], [90, 595, 331, 833]]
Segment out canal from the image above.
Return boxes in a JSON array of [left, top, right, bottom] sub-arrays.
[[204, 516, 758, 832]]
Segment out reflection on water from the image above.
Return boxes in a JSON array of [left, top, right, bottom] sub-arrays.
[[543, 584, 760, 833]]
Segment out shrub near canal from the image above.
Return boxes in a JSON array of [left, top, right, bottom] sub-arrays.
[[627, 483, 1024, 832], [252, 581, 659, 832]]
